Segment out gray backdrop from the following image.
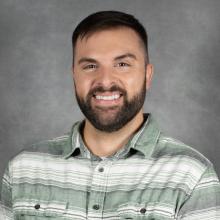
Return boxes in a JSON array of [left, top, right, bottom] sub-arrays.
[[0, 0, 220, 181]]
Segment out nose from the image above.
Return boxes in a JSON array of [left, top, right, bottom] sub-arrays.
[[95, 66, 117, 88]]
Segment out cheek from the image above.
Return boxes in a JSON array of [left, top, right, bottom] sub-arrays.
[[124, 75, 146, 95], [75, 83, 89, 97], [73, 74, 91, 96]]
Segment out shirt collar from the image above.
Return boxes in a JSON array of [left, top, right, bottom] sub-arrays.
[[130, 113, 161, 158], [62, 120, 82, 159], [64, 113, 161, 159]]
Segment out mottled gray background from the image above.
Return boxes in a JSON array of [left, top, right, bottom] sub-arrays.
[[0, 0, 220, 181]]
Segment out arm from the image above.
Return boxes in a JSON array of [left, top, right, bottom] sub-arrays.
[[177, 164, 220, 219], [0, 163, 13, 220]]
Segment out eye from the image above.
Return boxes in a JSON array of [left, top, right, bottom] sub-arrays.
[[83, 64, 97, 70], [116, 62, 130, 67]]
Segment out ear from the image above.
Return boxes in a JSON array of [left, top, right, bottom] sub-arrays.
[[145, 64, 154, 90]]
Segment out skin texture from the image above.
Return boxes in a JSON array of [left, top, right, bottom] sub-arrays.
[[73, 27, 154, 157]]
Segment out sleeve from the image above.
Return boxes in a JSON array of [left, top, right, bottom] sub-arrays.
[[177, 164, 220, 219], [0, 163, 13, 220]]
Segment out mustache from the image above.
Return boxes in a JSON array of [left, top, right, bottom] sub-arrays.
[[87, 85, 127, 98]]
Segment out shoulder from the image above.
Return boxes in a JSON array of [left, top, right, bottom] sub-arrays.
[[9, 134, 69, 166], [153, 133, 213, 172], [10, 121, 81, 162], [28, 134, 71, 155], [148, 133, 219, 195]]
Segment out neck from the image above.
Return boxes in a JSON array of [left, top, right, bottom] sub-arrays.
[[82, 110, 144, 157]]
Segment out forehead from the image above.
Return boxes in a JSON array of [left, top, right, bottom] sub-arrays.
[[74, 27, 145, 59]]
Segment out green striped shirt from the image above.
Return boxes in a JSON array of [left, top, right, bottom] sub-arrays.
[[1, 113, 220, 219]]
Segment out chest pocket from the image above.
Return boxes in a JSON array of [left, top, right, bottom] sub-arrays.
[[13, 199, 67, 220], [117, 203, 175, 220]]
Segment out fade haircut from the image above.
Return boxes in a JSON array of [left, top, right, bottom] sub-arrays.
[[72, 11, 149, 66]]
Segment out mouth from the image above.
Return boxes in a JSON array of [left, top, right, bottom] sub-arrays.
[[94, 94, 121, 100], [92, 92, 123, 106]]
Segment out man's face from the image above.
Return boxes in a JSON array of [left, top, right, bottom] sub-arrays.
[[73, 27, 153, 132]]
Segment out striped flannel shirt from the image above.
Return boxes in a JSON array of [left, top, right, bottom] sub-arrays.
[[1, 113, 220, 220]]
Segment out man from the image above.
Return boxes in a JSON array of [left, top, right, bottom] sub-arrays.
[[1, 11, 220, 220]]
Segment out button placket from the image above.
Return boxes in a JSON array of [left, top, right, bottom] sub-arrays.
[[87, 160, 113, 219]]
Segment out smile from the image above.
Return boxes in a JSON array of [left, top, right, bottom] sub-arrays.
[[95, 94, 121, 100]]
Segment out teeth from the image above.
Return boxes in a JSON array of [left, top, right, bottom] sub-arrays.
[[95, 94, 120, 100]]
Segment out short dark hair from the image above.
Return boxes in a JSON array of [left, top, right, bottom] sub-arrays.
[[72, 11, 149, 65]]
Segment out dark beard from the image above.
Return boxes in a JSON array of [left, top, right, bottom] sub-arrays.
[[75, 78, 146, 132]]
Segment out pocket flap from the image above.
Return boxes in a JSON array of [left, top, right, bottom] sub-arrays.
[[118, 202, 175, 219], [13, 199, 67, 217]]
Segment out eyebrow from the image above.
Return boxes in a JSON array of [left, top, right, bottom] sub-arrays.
[[77, 53, 137, 65], [78, 57, 98, 65], [114, 53, 137, 61]]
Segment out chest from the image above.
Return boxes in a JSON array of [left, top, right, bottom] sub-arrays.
[[11, 157, 194, 219]]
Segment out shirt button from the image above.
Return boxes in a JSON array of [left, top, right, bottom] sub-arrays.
[[98, 167, 104, 172], [140, 207, 146, 214], [34, 204, 40, 210], [92, 204, 100, 210]]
